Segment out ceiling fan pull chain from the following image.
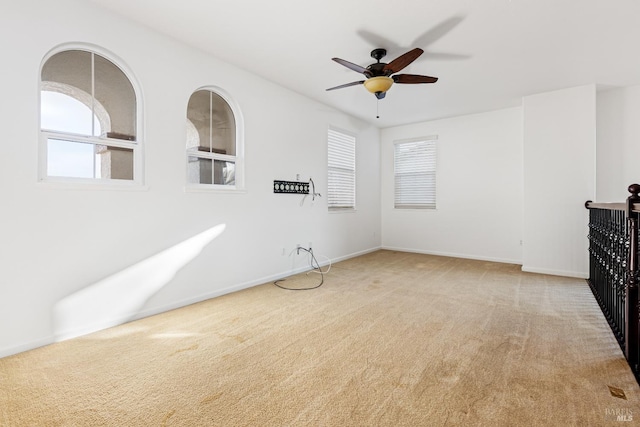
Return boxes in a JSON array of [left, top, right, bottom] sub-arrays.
[[376, 98, 380, 119]]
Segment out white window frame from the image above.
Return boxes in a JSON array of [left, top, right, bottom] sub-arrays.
[[38, 44, 144, 188], [185, 86, 245, 193], [394, 136, 437, 209], [327, 126, 356, 211]]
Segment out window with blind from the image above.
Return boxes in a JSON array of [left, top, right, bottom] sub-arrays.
[[327, 128, 356, 210], [394, 137, 437, 209]]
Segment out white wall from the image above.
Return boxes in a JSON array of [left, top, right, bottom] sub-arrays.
[[596, 85, 640, 201], [2, 1, 632, 359], [0, 0, 381, 357], [380, 107, 523, 264], [381, 85, 600, 278], [522, 85, 596, 278]]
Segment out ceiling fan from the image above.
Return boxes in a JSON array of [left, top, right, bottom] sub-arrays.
[[326, 48, 438, 99]]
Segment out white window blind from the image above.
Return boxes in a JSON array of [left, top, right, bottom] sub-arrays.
[[328, 128, 356, 210], [394, 137, 437, 209]]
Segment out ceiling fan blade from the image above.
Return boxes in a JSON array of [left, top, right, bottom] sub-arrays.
[[393, 74, 438, 84], [356, 30, 400, 52], [331, 58, 370, 75], [383, 48, 424, 74], [424, 52, 471, 61], [412, 16, 465, 49], [326, 81, 365, 91]]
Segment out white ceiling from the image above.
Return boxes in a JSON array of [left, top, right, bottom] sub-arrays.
[[87, 0, 640, 128]]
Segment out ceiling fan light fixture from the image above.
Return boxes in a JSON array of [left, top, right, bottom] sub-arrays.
[[363, 76, 393, 94]]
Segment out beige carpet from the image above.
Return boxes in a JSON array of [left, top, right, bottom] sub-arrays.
[[0, 250, 638, 426]]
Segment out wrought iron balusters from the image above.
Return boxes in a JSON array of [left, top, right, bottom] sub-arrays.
[[587, 206, 627, 346], [586, 184, 640, 383]]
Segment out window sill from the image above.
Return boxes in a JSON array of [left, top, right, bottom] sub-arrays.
[[37, 179, 148, 192], [184, 185, 247, 194], [328, 208, 357, 214], [393, 207, 437, 211]]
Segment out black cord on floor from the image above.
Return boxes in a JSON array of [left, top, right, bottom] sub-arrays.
[[274, 247, 324, 290]]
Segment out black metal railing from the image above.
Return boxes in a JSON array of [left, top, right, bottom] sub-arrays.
[[587, 204, 627, 346], [586, 184, 640, 383]]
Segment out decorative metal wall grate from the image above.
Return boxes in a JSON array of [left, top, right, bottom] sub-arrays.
[[273, 180, 309, 194]]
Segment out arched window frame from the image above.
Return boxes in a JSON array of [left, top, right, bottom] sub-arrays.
[[185, 86, 244, 192], [38, 43, 144, 187]]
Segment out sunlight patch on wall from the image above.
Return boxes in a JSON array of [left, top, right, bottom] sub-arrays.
[[53, 224, 226, 341]]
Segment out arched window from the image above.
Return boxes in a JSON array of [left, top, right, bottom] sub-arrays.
[[40, 47, 141, 183], [186, 88, 243, 189]]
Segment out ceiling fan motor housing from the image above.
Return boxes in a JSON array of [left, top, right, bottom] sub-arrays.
[[367, 62, 387, 77], [326, 47, 436, 100], [371, 48, 387, 61]]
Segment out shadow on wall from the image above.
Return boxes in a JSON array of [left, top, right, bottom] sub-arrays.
[[52, 224, 226, 341]]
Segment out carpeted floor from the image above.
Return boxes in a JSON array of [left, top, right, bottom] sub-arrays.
[[0, 250, 638, 426]]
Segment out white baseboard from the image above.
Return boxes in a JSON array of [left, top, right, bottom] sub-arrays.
[[59, 245, 384, 341], [521, 265, 588, 279], [381, 246, 522, 266], [0, 245, 384, 359], [329, 246, 382, 264], [0, 336, 55, 360]]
